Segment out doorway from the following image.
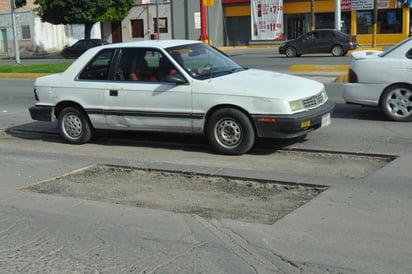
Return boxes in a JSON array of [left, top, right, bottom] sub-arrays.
[[285, 14, 311, 39], [225, 16, 251, 46], [111, 22, 122, 43], [1, 29, 8, 54]]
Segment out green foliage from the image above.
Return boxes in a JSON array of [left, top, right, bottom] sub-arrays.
[[34, 0, 134, 37], [0, 63, 71, 73]]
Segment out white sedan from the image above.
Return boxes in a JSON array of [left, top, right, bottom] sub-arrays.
[[29, 40, 334, 155], [343, 38, 412, 121]]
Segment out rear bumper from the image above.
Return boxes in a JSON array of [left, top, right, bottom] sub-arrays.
[[343, 83, 384, 106], [252, 100, 335, 139], [29, 105, 54, 122]]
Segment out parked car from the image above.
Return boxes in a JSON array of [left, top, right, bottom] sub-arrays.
[[29, 40, 334, 155], [61, 39, 108, 58], [279, 29, 359, 57], [343, 38, 412, 121]]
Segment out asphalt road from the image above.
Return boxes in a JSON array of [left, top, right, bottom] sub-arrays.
[[1, 51, 412, 273]]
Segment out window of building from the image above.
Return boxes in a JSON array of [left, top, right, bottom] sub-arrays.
[[357, 9, 402, 34], [153, 17, 168, 33], [131, 19, 144, 38], [21, 25, 31, 39]]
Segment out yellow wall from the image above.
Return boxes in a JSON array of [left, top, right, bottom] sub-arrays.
[[224, 5, 250, 16], [284, 0, 333, 14]]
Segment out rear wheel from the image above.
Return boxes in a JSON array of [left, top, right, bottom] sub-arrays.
[[332, 45, 344, 56], [380, 84, 412, 121], [285, 46, 297, 57], [206, 108, 255, 155], [58, 107, 94, 144]]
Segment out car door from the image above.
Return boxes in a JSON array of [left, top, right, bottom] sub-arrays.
[[104, 48, 193, 133], [299, 32, 317, 53], [315, 31, 334, 53]]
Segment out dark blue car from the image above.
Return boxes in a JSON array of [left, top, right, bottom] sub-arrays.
[[279, 29, 358, 57]]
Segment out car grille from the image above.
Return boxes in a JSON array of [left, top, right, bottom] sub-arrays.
[[302, 92, 325, 109]]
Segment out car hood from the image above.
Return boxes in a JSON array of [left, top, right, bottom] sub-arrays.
[[201, 69, 325, 100], [281, 38, 299, 45]]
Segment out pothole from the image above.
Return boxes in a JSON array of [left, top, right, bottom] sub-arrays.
[[22, 164, 327, 225]]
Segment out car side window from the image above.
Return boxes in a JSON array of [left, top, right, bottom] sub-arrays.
[[78, 49, 115, 80], [115, 48, 180, 82], [115, 48, 155, 81]]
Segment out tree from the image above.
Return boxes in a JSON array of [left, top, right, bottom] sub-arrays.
[[34, 0, 134, 39]]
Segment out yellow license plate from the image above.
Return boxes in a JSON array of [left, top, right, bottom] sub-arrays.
[[301, 120, 311, 128]]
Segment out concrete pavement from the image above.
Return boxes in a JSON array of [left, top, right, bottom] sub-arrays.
[[2, 49, 412, 273]]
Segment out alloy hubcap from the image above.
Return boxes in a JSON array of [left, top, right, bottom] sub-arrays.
[[387, 89, 412, 117], [64, 114, 83, 138]]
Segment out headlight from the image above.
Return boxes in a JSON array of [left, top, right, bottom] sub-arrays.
[[289, 100, 304, 112], [280, 42, 286, 47], [322, 89, 328, 100]]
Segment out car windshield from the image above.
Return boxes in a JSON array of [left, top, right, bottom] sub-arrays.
[[166, 43, 245, 80]]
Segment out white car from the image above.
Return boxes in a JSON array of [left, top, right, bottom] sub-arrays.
[[343, 38, 412, 121], [29, 40, 334, 155]]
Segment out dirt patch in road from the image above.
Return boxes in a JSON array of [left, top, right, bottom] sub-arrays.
[[23, 164, 327, 225]]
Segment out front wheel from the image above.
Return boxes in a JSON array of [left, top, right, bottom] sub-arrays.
[[58, 107, 94, 144], [380, 85, 412, 121], [285, 46, 297, 57], [206, 108, 255, 155]]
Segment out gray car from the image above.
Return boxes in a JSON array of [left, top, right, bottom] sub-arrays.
[[279, 29, 358, 57]]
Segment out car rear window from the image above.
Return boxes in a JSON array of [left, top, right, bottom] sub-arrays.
[[78, 49, 115, 80]]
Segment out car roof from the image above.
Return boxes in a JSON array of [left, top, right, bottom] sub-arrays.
[[104, 39, 203, 50]]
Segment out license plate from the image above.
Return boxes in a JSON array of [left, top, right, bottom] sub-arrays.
[[301, 120, 311, 128], [321, 113, 331, 127]]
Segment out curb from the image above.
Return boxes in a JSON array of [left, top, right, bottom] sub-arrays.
[[288, 64, 349, 72], [0, 73, 50, 79]]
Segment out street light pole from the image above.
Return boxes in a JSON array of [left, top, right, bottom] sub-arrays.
[[10, 0, 21, 64]]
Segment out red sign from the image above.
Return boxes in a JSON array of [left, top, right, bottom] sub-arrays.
[[341, 0, 352, 11]]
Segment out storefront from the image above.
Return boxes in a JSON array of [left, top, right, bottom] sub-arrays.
[[222, 0, 410, 45]]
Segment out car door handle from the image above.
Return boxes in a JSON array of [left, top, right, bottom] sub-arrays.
[[109, 90, 118, 96]]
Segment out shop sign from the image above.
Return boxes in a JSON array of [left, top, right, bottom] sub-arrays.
[[378, 0, 389, 8], [352, 0, 374, 10], [341, 0, 352, 11], [194, 12, 201, 29], [251, 0, 284, 41]]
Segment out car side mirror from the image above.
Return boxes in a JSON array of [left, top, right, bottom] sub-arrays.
[[165, 74, 187, 85]]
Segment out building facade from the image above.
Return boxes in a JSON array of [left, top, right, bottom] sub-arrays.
[[0, 0, 101, 56], [1, 0, 410, 57], [218, 0, 410, 46]]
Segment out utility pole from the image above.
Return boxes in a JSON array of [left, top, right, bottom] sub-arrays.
[[311, 0, 315, 31], [335, 0, 341, 31], [10, 0, 21, 64], [372, 0, 378, 47], [155, 0, 160, 39]]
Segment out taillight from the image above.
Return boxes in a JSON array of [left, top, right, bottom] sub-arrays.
[[348, 36, 354, 42], [348, 69, 358, 83]]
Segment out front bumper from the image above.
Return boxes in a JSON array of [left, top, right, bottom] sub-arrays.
[[252, 100, 335, 139], [29, 105, 54, 122]]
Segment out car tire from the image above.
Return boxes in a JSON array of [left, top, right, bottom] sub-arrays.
[[206, 108, 255, 155], [380, 84, 412, 121], [285, 46, 297, 57], [58, 107, 94, 144], [332, 45, 344, 56]]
